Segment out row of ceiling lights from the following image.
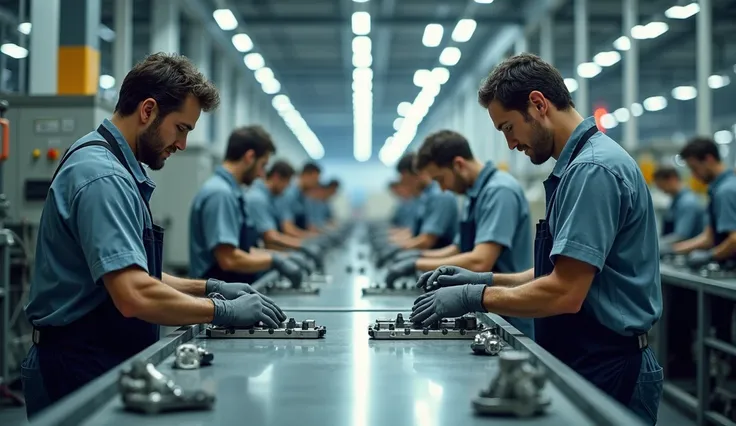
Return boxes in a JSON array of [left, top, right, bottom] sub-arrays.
[[352, 10, 373, 162], [212, 9, 324, 159], [378, 1, 493, 166]]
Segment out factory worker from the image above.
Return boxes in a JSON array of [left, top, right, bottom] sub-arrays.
[[189, 126, 305, 286], [653, 165, 705, 246], [305, 180, 338, 231], [388, 180, 418, 230], [379, 152, 459, 264], [21, 53, 286, 418], [384, 130, 534, 339], [275, 162, 322, 237], [410, 53, 662, 425]]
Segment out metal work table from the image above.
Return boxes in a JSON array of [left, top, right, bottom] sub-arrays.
[[659, 262, 736, 426], [32, 240, 646, 426]]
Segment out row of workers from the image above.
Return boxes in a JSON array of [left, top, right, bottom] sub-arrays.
[[18, 53, 336, 419]]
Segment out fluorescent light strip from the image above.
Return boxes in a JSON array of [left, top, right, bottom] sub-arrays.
[[352, 12, 373, 162]]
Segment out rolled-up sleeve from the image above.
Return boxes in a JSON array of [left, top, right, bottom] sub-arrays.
[[420, 192, 458, 236], [247, 192, 278, 235], [71, 175, 149, 282], [474, 187, 521, 248], [199, 191, 242, 251], [550, 164, 627, 271]]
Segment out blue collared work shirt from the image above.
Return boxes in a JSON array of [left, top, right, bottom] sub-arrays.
[[189, 166, 249, 278], [547, 117, 663, 336], [25, 119, 156, 327], [274, 184, 307, 227], [306, 198, 331, 228], [465, 161, 532, 272], [413, 181, 459, 243], [708, 170, 736, 235], [246, 179, 280, 236], [662, 189, 705, 239], [392, 198, 417, 228]]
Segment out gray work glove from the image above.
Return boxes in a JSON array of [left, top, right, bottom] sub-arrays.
[[687, 249, 714, 269], [271, 254, 303, 288], [409, 284, 487, 327], [287, 251, 313, 274], [377, 245, 402, 267], [211, 292, 282, 329], [298, 243, 323, 270], [392, 249, 422, 263], [384, 258, 417, 288], [205, 279, 286, 322], [416, 265, 493, 292]]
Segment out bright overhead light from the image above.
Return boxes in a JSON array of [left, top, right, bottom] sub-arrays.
[[577, 62, 601, 79], [439, 47, 461, 66], [17, 22, 31, 35], [413, 69, 432, 87], [393, 117, 404, 131], [432, 67, 450, 85], [98, 24, 116, 42], [422, 23, 444, 47], [709, 75, 730, 89], [262, 79, 281, 95], [600, 113, 618, 129], [254, 67, 274, 84], [665, 3, 700, 19], [613, 36, 630, 51], [714, 130, 733, 145], [272, 94, 293, 113], [593, 51, 621, 67], [213, 9, 238, 31], [452, 19, 477, 43], [630, 102, 644, 117], [474, 0, 494, 3], [0, 43, 28, 59], [353, 0, 369, 2], [244, 53, 265, 70], [643, 96, 667, 112], [564, 78, 578, 93], [352, 11, 371, 35], [99, 74, 115, 90], [630, 22, 668, 40], [352, 36, 372, 53], [353, 67, 373, 82], [671, 85, 697, 101], [613, 108, 630, 123], [352, 52, 372, 68], [231, 33, 253, 52], [397, 102, 411, 116]]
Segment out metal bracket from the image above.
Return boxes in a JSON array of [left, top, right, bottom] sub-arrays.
[[206, 318, 327, 339], [368, 313, 485, 340]]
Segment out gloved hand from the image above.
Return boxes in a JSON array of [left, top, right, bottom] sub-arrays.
[[409, 284, 487, 327], [205, 279, 287, 322], [377, 245, 402, 267], [211, 292, 282, 329], [287, 251, 313, 274], [271, 254, 303, 288], [392, 249, 422, 263], [384, 258, 417, 288], [687, 249, 714, 269], [416, 265, 493, 292], [298, 243, 323, 270]]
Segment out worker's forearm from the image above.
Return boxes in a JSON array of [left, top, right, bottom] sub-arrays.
[[492, 268, 535, 288], [481, 275, 576, 318], [282, 221, 313, 238], [130, 278, 215, 326], [416, 252, 493, 272], [421, 245, 460, 258], [401, 234, 436, 250], [713, 236, 736, 260], [161, 273, 206, 296], [225, 250, 273, 273], [674, 232, 712, 253]]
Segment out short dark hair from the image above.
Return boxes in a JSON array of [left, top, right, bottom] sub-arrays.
[[115, 52, 220, 118], [653, 165, 680, 181], [224, 126, 276, 161], [477, 53, 574, 115], [397, 152, 417, 174], [416, 130, 474, 170], [680, 137, 721, 162], [302, 162, 321, 174], [267, 160, 295, 179]]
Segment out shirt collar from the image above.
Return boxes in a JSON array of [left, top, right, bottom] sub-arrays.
[[551, 116, 597, 179], [214, 165, 240, 191], [466, 161, 496, 198], [101, 118, 150, 185], [709, 169, 734, 195]]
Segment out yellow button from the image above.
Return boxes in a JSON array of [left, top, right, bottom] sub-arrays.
[[32, 148, 41, 159]]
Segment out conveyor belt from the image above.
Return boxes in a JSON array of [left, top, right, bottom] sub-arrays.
[[31, 232, 647, 426]]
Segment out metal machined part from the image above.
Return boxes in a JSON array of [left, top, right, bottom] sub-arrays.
[[173, 344, 214, 370], [472, 351, 550, 417], [662, 253, 688, 267], [697, 262, 736, 279], [361, 278, 421, 296], [119, 360, 215, 414], [206, 317, 327, 339], [471, 330, 504, 356], [264, 279, 320, 295], [368, 314, 484, 340]]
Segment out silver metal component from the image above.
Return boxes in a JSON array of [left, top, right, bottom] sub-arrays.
[[697, 262, 736, 279], [361, 278, 421, 296], [472, 351, 551, 417], [369, 314, 484, 340], [119, 360, 215, 414], [471, 330, 504, 356], [264, 279, 320, 295], [206, 317, 327, 339], [173, 343, 214, 370], [661, 253, 688, 267]]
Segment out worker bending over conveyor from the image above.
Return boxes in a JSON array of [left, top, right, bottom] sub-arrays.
[[383, 130, 534, 339], [388, 180, 418, 230], [378, 152, 459, 262], [189, 126, 305, 286], [21, 53, 286, 419], [653, 165, 705, 246], [275, 162, 322, 237], [410, 54, 662, 424], [305, 179, 339, 231]]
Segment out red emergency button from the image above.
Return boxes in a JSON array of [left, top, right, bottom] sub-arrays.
[[47, 148, 59, 161]]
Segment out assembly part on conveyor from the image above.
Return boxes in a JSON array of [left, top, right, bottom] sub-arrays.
[[471, 329, 505, 356], [206, 317, 327, 339], [173, 343, 214, 370], [368, 313, 484, 340]]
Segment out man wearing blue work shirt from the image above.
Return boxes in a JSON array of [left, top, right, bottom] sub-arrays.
[[653, 165, 705, 246], [189, 126, 304, 286], [305, 180, 339, 230], [410, 54, 662, 424], [275, 162, 322, 237], [384, 152, 459, 254], [384, 130, 534, 338], [388, 181, 418, 229], [21, 54, 286, 418]]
